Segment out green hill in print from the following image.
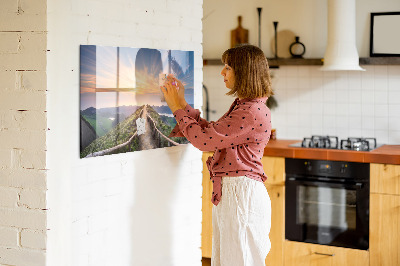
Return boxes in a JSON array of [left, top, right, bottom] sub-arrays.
[[80, 105, 188, 158]]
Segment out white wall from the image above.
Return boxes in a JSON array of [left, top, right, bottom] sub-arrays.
[[203, 0, 400, 58], [204, 0, 326, 59], [0, 0, 48, 265], [46, 0, 203, 266], [203, 0, 400, 145]]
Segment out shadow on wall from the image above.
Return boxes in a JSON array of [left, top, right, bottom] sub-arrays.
[[129, 145, 191, 265]]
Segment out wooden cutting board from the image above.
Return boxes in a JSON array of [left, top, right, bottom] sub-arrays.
[[231, 16, 249, 48]]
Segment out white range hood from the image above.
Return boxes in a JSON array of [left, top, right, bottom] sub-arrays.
[[320, 0, 365, 71]]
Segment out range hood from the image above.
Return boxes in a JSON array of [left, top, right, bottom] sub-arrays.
[[320, 0, 365, 71]]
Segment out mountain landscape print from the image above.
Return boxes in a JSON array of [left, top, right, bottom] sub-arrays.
[[80, 45, 194, 158]]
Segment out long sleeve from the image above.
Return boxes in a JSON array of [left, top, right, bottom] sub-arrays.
[[169, 104, 211, 137], [173, 105, 257, 152]]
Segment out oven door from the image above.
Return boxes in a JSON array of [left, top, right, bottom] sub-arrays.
[[285, 177, 369, 250]]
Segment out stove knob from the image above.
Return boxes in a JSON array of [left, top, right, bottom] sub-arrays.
[[305, 162, 312, 171], [340, 164, 347, 174]]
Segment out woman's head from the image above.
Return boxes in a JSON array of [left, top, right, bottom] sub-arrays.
[[221, 44, 273, 99]]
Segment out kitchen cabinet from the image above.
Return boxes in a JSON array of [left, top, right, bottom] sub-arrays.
[[202, 152, 213, 258], [370, 193, 400, 266], [201, 153, 286, 266], [261, 156, 285, 186], [370, 163, 400, 195], [202, 156, 400, 265], [370, 163, 400, 266], [264, 184, 285, 266], [261, 156, 285, 266], [284, 241, 369, 266]]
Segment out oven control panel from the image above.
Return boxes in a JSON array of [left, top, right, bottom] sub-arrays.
[[286, 158, 369, 180]]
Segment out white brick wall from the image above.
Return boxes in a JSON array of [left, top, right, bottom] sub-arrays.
[[21, 229, 47, 250], [0, 0, 48, 265], [46, 1, 203, 266]]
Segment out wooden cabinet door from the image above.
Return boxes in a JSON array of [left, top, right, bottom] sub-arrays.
[[264, 184, 284, 266], [262, 156, 285, 186], [202, 152, 213, 258], [370, 193, 400, 266], [284, 241, 369, 266], [370, 163, 400, 195]]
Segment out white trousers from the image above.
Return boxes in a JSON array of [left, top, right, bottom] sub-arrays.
[[212, 176, 271, 266]]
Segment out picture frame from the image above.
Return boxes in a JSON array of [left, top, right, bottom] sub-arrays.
[[370, 12, 400, 57]]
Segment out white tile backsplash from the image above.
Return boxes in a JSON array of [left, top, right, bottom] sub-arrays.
[[204, 65, 400, 144], [374, 90, 388, 104], [361, 104, 374, 117], [388, 76, 400, 91], [336, 90, 349, 103], [374, 65, 388, 77], [298, 77, 311, 89], [389, 131, 400, 143], [389, 104, 400, 117], [285, 66, 298, 77], [286, 77, 299, 89], [336, 103, 349, 116], [375, 130, 389, 144], [375, 104, 389, 117], [273, 65, 400, 144], [336, 115, 348, 129], [323, 103, 336, 116], [374, 78, 388, 91], [362, 90, 375, 103], [388, 91, 400, 104], [298, 67, 312, 78], [389, 117, 400, 131], [388, 65, 400, 76]]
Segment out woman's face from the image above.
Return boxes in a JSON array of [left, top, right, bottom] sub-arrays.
[[220, 64, 235, 89]]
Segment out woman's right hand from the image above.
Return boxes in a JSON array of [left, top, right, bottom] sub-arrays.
[[168, 75, 187, 108]]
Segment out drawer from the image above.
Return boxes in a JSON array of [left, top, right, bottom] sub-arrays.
[[283, 241, 369, 266]]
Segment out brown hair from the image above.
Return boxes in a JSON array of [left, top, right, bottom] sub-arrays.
[[221, 44, 273, 99]]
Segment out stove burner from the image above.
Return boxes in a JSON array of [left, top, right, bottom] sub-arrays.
[[295, 136, 378, 151], [340, 137, 377, 151], [301, 135, 339, 149]]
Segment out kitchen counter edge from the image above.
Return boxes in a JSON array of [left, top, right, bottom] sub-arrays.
[[263, 139, 400, 165]]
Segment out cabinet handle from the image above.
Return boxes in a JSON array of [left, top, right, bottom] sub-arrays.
[[314, 252, 335, 257]]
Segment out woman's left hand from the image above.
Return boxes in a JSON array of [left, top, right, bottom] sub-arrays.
[[160, 76, 185, 113]]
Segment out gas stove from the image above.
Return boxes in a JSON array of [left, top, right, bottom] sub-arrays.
[[289, 135, 381, 151]]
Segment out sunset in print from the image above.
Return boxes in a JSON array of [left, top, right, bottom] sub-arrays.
[[80, 45, 194, 158]]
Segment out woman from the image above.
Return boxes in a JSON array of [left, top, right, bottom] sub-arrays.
[[161, 44, 273, 266]]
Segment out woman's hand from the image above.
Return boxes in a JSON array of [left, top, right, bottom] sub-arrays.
[[161, 76, 185, 113], [171, 76, 188, 108]]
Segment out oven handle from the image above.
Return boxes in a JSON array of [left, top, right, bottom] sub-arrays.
[[286, 177, 364, 189]]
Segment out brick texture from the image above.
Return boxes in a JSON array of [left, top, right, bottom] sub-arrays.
[[0, 0, 47, 264], [0, 227, 19, 247], [0, 187, 19, 208], [21, 229, 46, 249]]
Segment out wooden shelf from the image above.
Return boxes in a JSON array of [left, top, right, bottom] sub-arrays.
[[268, 58, 322, 67], [203, 57, 400, 67], [359, 57, 400, 65], [203, 58, 323, 67]]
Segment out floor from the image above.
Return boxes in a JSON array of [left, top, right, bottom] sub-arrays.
[[202, 257, 211, 266]]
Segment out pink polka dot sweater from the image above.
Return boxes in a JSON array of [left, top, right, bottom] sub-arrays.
[[170, 97, 272, 206]]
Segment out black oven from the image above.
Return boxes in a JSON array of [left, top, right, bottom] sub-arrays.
[[285, 158, 369, 250]]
